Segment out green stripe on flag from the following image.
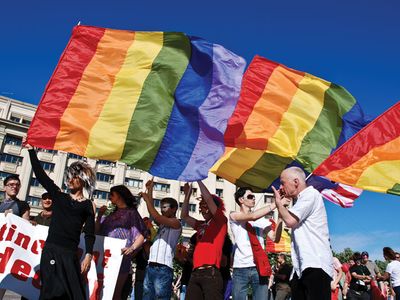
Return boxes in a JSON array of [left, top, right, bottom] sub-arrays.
[[121, 32, 191, 170]]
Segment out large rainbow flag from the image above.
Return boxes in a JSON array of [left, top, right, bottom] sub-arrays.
[[27, 25, 246, 181], [212, 55, 371, 198], [314, 102, 400, 195]]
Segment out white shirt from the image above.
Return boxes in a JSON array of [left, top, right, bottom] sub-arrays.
[[148, 224, 182, 269], [386, 260, 400, 287], [289, 186, 334, 279], [230, 216, 271, 268]]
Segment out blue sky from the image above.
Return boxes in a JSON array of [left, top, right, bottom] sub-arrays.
[[1, 0, 399, 260]]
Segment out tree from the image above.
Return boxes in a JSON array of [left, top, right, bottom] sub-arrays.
[[333, 247, 354, 263]]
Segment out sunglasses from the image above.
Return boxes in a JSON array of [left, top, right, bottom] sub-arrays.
[[246, 194, 255, 200]]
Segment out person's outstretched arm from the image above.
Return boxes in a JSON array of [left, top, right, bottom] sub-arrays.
[[180, 183, 197, 229]]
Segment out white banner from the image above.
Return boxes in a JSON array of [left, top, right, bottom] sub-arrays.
[[0, 213, 126, 300]]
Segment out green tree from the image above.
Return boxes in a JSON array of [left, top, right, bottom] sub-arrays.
[[333, 247, 354, 263]]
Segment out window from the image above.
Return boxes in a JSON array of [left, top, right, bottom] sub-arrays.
[[180, 186, 197, 196], [0, 171, 14, 181], [1, 154, 23, 164], [154, 199, 161, 207], [125, 178, 143, 189], [40, 161, 55, 172], [27, 196, 41, 206], [216, 176, 224, 182], [93, 190, 110, 200], [38, 148, 57, 154], [216, 189, 223, 198], [154, 183, 170, 193], [97, 160, 113, 166], [10, 115, 21, 123], [264, 195, 272, 204], [21, 118, 31, 125], [68, 153, 84, 160], [189, 204, 196, 212], [30, 178, 43, 187], [96, 173, 114, 183], [4, 135, 22, 146]]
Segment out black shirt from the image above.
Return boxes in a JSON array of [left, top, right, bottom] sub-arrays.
[[29, 149, 95, 254], [34, 212, 52, 226], [350, 264, 371, 292], [274, 263, 292, 285]]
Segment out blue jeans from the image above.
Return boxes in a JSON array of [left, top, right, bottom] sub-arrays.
[[143, 264, 173, 300], [232, 267, 269, 300]]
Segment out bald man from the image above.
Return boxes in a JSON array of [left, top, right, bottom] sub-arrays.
[[272, 167, 333, 300]]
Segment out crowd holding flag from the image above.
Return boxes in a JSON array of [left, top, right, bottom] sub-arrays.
[[2, 23, 400, 299]]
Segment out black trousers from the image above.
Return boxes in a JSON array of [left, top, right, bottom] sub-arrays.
[[185, 267, 223, 300], [290, 268, 331, 300]]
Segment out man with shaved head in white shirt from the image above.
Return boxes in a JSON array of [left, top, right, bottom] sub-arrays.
[[272, 167, 333, 300]]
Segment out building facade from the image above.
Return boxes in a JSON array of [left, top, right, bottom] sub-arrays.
[[0, 96, 276, 238]]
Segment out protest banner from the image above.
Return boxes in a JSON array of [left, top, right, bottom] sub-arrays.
[[0, 213, 125, 299]]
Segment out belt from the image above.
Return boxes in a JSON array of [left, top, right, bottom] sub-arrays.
[[148, 262, 166, 268], [194, 264, 217, 271]]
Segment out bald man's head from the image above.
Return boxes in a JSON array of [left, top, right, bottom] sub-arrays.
[[279, 167, 307, 198]]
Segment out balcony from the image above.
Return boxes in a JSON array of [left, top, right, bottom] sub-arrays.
[[96, 165, 112, 174], [4, 144, 22, 155], [0, 162, 18, 173], [30, 186, 45, 198], [96, 181, 111, 191], [38, 151, 54, 162], [126, 168, 142, 179]]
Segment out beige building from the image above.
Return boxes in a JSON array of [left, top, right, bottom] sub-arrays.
[[0, 96, 276, 238]]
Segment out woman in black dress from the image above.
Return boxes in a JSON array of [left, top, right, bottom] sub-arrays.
[[26, 142, 95, 300]]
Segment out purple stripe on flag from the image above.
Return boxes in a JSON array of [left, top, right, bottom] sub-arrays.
[[179, 44, 246, 181]]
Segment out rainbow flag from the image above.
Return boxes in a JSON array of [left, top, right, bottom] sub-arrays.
[[265, 219, 291, 253], [27, 25, 246, 181], [212, 55, 371, 194], [314, 102, 400, 195]]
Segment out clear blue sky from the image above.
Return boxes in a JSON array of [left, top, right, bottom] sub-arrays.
[[1, 0, 399, 261]]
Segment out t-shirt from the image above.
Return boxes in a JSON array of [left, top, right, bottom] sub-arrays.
[[275, 263, 292, 285], [148, 223, 181, 269], [386, 260, 400, 287], [34, 212, 52, 226], [0, 199, 30, 217], [192, 208, 227, 269], [230, 216, 271, 268], [289, 186, 334, 279], [364, 260, 380, 277], [349, 264, 370, 292]]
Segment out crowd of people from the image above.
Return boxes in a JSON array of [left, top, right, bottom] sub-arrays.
[[0, 145, 399, 300]]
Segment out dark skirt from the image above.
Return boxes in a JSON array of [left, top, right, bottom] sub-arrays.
[[39, 243, 86, 300]]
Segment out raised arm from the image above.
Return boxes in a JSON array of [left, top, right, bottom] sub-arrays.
[[230, 202, 276, 222], [142, 180, 180, 229], [27, 147, 60, 195], [197, 180, 217, 215], [180, 183, 197, 229]]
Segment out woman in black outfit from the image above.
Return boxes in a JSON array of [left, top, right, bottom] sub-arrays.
[[26, 143, 95, 300]]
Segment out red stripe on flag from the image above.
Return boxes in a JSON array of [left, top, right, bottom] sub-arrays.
[[27, 26, 105, 149], [314, 102, 400, 176], [224, 56, 279, 146], [333, 185, 360, 200]]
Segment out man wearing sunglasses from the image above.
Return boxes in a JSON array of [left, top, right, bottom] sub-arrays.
[[230, 187, 284, 300]]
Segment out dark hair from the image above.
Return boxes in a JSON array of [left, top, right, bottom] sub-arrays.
[[361, 251, 369, 257], [278, 253, 286, 260], [161, 197, 178, 209], [234, 187, 253, 206], [352, 252, 362, 262], [110, 185, 139, 209], [41, 192, 51, 200], [4, 174, 20, 186], [383, 247, 397, 260]]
